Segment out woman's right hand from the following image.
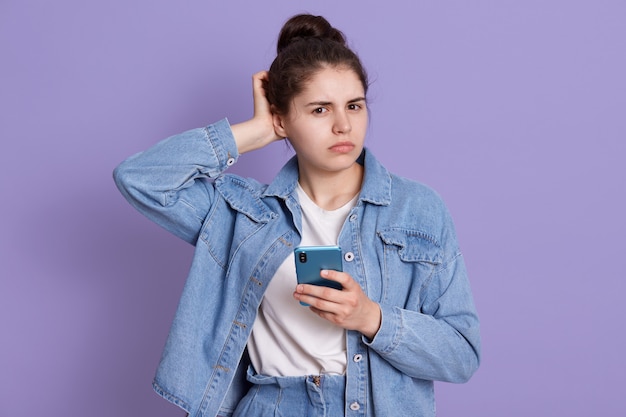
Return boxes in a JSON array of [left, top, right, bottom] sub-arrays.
[[231, 71, 284, 154]]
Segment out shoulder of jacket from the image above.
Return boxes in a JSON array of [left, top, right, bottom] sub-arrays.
[[389, 174, 446, 206]]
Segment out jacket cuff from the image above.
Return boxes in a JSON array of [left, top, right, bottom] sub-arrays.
[[362, 304, 400, 353], [205, 118, 239, 173]]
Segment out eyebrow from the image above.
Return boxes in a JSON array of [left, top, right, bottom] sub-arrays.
[[305, 97, 366, 107]]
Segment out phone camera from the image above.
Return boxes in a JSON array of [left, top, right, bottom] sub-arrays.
[[298, 252, 307, 263]]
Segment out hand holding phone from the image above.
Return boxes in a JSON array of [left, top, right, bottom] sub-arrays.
[[294, 246, 343, 306]]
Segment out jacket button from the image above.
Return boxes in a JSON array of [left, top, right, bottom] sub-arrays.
[[353, 354, 363, 362], [349, 402, 360, 411], [226, 157, 236, 166], [344, 252, 354, 262], [349, 214, 357, 221]]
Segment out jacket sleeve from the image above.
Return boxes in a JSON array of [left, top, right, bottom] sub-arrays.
[[365, 219, 481, 383], [113, 119, 238, 244]]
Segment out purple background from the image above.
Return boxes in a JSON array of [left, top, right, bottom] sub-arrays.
[[1, 1, 625, 416]]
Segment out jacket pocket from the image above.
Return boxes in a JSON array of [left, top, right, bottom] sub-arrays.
[[199, 199, 264, 270], [376, 228, 443, 307]]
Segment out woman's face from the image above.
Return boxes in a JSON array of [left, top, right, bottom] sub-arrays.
[[273, 66, 368, 177]]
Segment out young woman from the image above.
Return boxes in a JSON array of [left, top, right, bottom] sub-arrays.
[[114, 14, 480, 417]]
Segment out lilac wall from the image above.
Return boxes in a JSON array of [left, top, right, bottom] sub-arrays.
[[1, 1, 624, 416]]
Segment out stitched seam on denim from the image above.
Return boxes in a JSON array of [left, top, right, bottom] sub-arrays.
[[178, 198, 205, 224], [379, 227, 441, 248], [382, 306, 404, 355], [152, 381, 192, 413], [434, 251, 463, 275], [377, 229, 443, 264], [204, 125, 226, 166], [420, 252, 463, 307]]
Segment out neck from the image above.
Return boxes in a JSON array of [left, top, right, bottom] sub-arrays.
[[298, 163, 363, 211]]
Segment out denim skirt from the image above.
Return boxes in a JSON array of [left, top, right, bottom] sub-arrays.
[[232, 366, 346, 417]]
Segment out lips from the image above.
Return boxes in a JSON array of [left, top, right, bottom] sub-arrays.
[[329, 141, 355, 153]]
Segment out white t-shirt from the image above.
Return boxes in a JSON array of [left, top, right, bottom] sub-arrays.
[[247, 184, 358, 376]]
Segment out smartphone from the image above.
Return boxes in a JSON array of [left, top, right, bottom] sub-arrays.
[[294, 245, 343, 306]]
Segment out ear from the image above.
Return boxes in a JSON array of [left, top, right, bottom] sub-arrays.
[[272, 111, 288, 138]]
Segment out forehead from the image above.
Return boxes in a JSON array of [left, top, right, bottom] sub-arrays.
[[296, 66, 365, 102]]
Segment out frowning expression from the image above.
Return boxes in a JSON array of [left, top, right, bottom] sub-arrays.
[[273, 66, 368, 176]]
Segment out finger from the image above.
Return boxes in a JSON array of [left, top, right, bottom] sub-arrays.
[[295, 283, 342, 305], [320, 269, 357, 290], [250, 72, 273, 117], [309, 306, 336, 321], [252, 73, 267, 97], [301, 292, 339, 314], [252, 70, 268, 84]]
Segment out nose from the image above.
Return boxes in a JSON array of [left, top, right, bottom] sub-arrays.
[[332, 111, 352, 135]]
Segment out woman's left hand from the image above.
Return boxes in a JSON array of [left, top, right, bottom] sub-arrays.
[[293, 270, 382, 340]]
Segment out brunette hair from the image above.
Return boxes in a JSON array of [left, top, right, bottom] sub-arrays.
[[266, 14, 369, 114]]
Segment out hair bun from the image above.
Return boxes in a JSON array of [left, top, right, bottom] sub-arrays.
[[277, 14, 346, 53]]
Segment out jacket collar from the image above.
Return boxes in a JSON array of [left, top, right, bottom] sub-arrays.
[[263, 147, 392, 206]]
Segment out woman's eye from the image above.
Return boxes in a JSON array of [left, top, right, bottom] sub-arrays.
[[313, 107, 327, 114], [348, 103, 362, 111]]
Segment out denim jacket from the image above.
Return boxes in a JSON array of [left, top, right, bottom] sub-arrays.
[[113, 119, 480, 417]]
